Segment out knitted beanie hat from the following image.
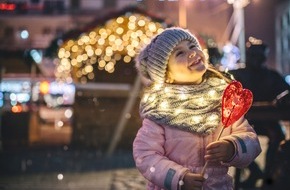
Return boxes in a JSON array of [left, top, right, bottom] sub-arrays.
[[135, 27, 201, 85]]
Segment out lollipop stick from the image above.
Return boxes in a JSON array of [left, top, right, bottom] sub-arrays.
[[201, 161, 208, 176], [201, 105, 235, 176], [201, 126, 225, 176], [216, 126, 225, 141]]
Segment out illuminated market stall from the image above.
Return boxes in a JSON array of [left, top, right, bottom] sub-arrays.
[[46, 6, 174, 151]]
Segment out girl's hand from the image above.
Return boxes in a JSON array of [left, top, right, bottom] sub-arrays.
[[204, 140, 235, 162], [181, 172, 205, 190]]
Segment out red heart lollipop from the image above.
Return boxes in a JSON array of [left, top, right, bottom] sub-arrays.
[[222, 81, 253, 127]]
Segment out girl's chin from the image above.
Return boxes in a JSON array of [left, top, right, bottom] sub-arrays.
[[175, 73, 206, 84], [195, 62, 207, 71]]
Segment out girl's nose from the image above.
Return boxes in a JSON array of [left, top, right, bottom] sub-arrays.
[[188, 51, 196, 59], [189, 49, 206, 60]]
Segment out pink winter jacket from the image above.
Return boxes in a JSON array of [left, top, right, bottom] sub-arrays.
[[133, 117, 261, 190]]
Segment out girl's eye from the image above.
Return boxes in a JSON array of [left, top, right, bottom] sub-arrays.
[[176, 51, 184, 57], [189, 45, 196, 49]]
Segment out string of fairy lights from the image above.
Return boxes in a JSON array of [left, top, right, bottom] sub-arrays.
[[55, 12, 168, 83]]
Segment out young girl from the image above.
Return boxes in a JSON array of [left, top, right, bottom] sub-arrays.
[[133, 27, 261, 190]]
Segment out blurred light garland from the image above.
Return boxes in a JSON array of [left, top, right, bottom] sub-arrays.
[[55, 12, 168, 83]]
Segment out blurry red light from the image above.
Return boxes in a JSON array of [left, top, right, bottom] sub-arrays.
[[0, 3, 16, 11]]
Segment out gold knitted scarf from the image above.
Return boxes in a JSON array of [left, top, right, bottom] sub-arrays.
[[140, 77, 228, 135]]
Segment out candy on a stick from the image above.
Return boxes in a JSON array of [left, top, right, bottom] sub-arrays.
[[201, 81, 253, 176]]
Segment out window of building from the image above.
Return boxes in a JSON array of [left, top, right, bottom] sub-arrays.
[[4, 26, 14, 38], [42, 27, 52, 35]]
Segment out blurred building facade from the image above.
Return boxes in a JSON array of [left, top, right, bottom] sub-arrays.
[[1, 0, 289, 74], [0, 0, 289, 151], [0, 0, 148, 150]]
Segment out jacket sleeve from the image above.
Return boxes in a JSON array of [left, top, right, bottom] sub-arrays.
[[221, 116, 262, 168], [133, 119, 189, 190]]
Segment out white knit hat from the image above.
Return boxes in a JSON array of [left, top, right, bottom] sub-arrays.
[[135, 27, 201, 85]]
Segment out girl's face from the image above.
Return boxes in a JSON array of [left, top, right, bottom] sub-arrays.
[[167, 40, 207, 84]]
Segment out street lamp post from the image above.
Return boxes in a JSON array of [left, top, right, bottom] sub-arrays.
[[178, 0, 249, 62], [179, 0, 187, 28], [228, 0, 250, 63]]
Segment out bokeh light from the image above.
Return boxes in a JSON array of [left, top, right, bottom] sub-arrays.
[[55, 12, 167, 83]]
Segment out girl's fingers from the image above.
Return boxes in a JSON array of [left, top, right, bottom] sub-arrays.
[[206, 142, 220, 149], [205, 152, 226, 161]]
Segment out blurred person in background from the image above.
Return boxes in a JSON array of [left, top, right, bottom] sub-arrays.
[[230, 37, 290, 189]]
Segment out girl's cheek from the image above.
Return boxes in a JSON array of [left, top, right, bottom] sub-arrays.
[[205, 62, 209, 69], [197, 49, 205, 58], [175, 57, 185, 64]]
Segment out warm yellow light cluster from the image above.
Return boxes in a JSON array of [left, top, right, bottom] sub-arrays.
[[55, 13, 166, 83]]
